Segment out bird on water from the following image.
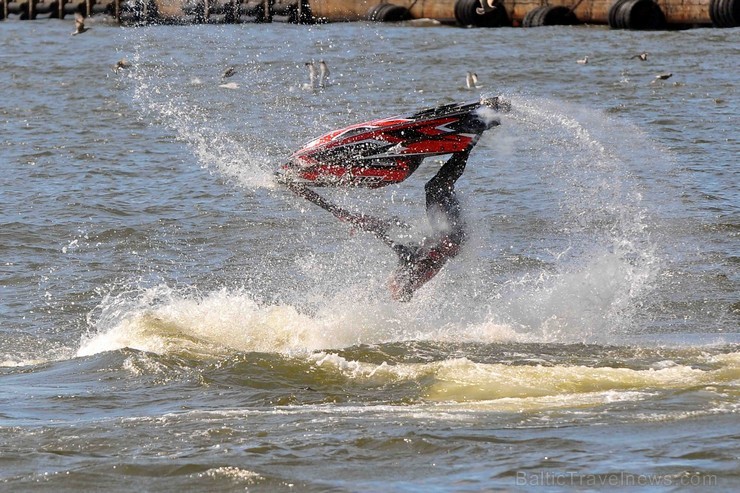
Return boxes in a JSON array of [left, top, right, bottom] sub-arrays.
[[72, 13, 90, 36], [303, 62, 318, 90], [318, 60, 330, 88], [113, 59, 131, 73], [577, 56, 589, 65], [631, 52, 649, 61], [218, 66, 239, 89], [466, 72, 480, 89], [222, 67, 237, 80]]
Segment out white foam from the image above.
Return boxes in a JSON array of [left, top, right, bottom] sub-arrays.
[[78, 287, 329, 357], [126, 60, 664, 347], [196, 467, 262, 483], [76, 283, 530, 360]]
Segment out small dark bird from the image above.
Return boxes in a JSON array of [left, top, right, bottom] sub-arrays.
[[631, 52, 649, 61], [219, 67, 238, 88], [72, 13, 90, 36], [222, 67, 237, 80], [113, 59, 131, 73], [318, 60, 330, 88], [654, 73, 672, 80]]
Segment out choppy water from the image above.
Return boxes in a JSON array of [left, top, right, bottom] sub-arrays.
[[1, 18, 738, 492]]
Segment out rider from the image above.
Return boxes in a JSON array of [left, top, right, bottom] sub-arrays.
[[387, 147, 472, 301], [283, 144, 476, 302], [282, 97, 507, 301]]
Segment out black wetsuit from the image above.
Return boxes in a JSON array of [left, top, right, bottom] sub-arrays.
[[282, 148, 472, 301], [389, 148, 470, 301]]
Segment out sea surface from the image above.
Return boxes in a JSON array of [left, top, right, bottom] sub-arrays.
[[1, 17, 738, 492]]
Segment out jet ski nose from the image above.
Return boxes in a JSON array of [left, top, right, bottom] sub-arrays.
[[473, 97, 510, 131], [481, 96, 511, 113]]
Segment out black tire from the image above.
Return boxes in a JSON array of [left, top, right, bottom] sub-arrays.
[[367, 3, 411, 22], [621, 0, 665, 30], [367, 4, 390, 22], [716, 0, 740, 27], [710, 0, 723, 26], [521, 7, 537, 27], [617, 0, 635, 28], [381, 5, 412, 22], [717, 0, 732, 27], [454, 0, 476, 26], [522, 6, 545, 27], [617, 0, 636, 28], [541, 5, 580, 25], [608, 0, 629, 28], [455, 0, 509, 27], [532, 6, 549, 27]]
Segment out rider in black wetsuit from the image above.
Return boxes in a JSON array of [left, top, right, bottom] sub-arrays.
[[280, 97, 512, 301], [283, 146, 475, 302], [388, 148, 471, 301]]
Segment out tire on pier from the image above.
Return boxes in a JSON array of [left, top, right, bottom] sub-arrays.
[[710, 0, 739, 27], [455, 0, 510, 27], [608, 0, 627, 27], [522, 5, 579, 27], [522, 5, 545, 27], [366, 3, 412, 22], [608, 0, 665, 29]]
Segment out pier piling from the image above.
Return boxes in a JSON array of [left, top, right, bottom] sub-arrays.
[[0, 0, 737, 27]]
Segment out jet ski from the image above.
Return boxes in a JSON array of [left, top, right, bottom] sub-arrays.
[[277, 97, 510, 188]]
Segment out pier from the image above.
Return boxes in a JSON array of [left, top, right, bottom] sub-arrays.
[[1, 0, 737, 27]]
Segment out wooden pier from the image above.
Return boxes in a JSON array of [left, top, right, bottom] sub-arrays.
[[1, 0, 737, 28], [0, 0, 312, 23], [308, 0, 737, 28]]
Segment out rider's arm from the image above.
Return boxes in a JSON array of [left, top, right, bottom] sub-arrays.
[[282, 181, 401, 249]]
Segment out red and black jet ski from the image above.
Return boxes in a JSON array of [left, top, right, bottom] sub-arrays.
[[278, 97, 509, 188]]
